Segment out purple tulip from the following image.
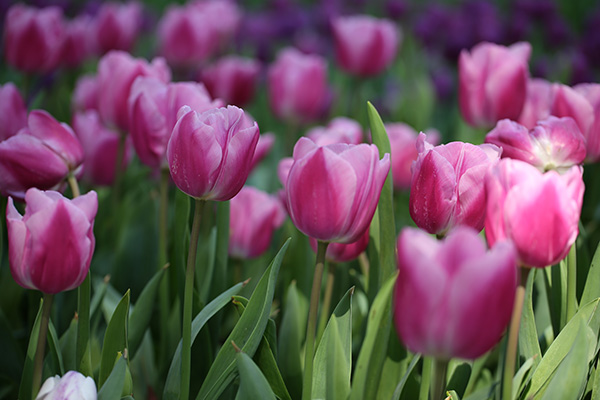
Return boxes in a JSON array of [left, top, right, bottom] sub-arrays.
[[60, 15, 93, 68], [306, 117, 363, 147], [394, 226, 517, 360], [72, 74, 99, 112], [36, 370, 97, 400], [92, 2, 142, 55], [201, 56, 261, 107], [0, 83, 28, 141]]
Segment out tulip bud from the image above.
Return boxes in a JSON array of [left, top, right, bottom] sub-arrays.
[[72, 75, 99, 112], [306, 117, 363, 147], [332, 15, 400, 77], [250, 133, 276, 171], [202, 56, 261, 107], [409, 133, 500, 235], [485, 158, 583, 267], [167, 105, 260, 201], [394, 226, 517, 360], [517, 78, 553, 129], [0, 83, 28, 142], [7, 189, 97, 294], [309, 227, 370, 263], [459, 42, 531, 127], [61, 15, 93, 68], [285, 137, 390, 243], [36, 370, 97, 400], [92, 2, 142, 55]]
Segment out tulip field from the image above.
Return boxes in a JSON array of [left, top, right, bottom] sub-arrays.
[[2, 1, 600, 399]]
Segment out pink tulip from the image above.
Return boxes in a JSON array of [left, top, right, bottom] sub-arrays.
[[97, 51, 171, 132], [459, 42, 531, 128], [229, 186, 285, 259], [551, 83, 600, 162], [485, 117, 586, 172], [72, 110, 131, 186], [309, 227, 370, 263], [394, 226, 516, 360], [4, 4, 65, 73], [485, 159, 584, 267], [0, 110, 84, 199], [202, 56, 261, 107], [517, 78, 553, 129], [7, 188, 97, 294], [268, 48, 332, 123], [306, 117, 363, 146], [167, 105, 259, 200], [61, 15, 93, 68], [0, 83, 28, 142], [332, 15, 400, 77], [250, 133, 276, 171], [409, 133, 500, 235], [72, 75, 99, 112], [92, 2, 142, 55], [36, 370, 97, 400], [285, 137, 390, 243], [386, 123, 440, 190], [190, 0, 241, 49]]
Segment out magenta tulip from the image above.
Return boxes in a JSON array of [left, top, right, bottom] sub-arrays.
[[517, 78, 553, 129], [285, 137, 390, 243], [7, 188, 97, 294], [459, 42, 531, 128], [332, 15, 400, 77], [97, 51, 171, 132], [167, 105, 259, 200], [37, 371, 97, 400], [0, 110, 84, 199], [485, 117, 586, 172], [4, 4, 65, 73], [202, 56, 261, 107], [0, 83, 28, 141], [229, 186, 285, 259], [394, 226, 516, 360], [409, 133, 500, 235], [485, 158, 584, 267], [250, 133, 276, 171], [92, 2, 142, 55], [60, 15, 93, 68], [268, 48, 331, 123], [72, 75, 99, 112], [309, 227, 370, 263], [306, 117, 363, 147]]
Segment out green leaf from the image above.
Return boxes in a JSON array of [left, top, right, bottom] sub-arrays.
[[512, 356, 536, 400], [447, 390, 461, 400], [59, 317, 78, 372], [128, 266, 167, 359], [98, 356, 127, 400], [46, 320, 64, 375], [519, 269, 541, 369], [76, 274, 92, 376], [19, 298, 42, 400], [351, 272, 397, 400], [391, 354, 421, 400], [582, 239, 600, 306], [195, 239, 290, 400], [312, 287, 354, 400], [99, 290, 130, 388], [591, 356, 600, 400], [163, 281, 247, 400], [235, 348, 276, 400], [254, 335, 293, 400]]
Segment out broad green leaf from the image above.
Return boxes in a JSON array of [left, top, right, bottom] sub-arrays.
[[46, 320, 64, 375], [351, 272, 397, 400], [312, 287, 354, 400], [98, 356, 126, 400], [59, 317, 78, 372], [19, 298, 42, 400], [210, 201, 230, 302], [582, 239, 600, 306], [235, 349, 276, 400], [519, 269, 541, 369], [128, 266, 167, 359], [463, 354, 490, 397], [447, 362, 471, 397], [163, 281, 247, 400], [512, 356, 536, 400], [76, 274, 92, 376], [377, 329, 408, 400], [254, 335, 293, 400], [99, 290, 130, 388], [367, 208, 381, 303], [447, 390, 461, 400], [195, 238, 290, 400], [391, 354, 421, 400], [592, 357, 600, 400]]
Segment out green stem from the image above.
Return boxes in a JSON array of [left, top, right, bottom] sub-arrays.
[[158, 168, 170, 367], [419, 357, 432, 400], [67, 174, 80, 198], [502, 267, 530, 400], [181, 199, 205, 400], [316, 261, 335, 345], [302, 241, 329, 400], [431, 358, 449, 400], [566, 244, 577, 323], [32, 293, 54, 399]]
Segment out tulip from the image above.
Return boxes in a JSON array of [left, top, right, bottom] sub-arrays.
[[97, 51, 171, 132], [0, 110, 84, 199], [517, 78, 553, 129], [36, 370, 97, 400], [7, 188, 97, 294], [285, 137, 390, 243], [268, 48, 331, 123], [92, 2, 142, 55], [409, 133, 500, 236], [167, 105, 260, 201], [459, 42, 531, 127], [386, 123, 440, 190], [485, 117, 586, 172], [128, 77, 222, 168], [201, 56, 261, 107], [306, 117, 363, 146], [4, 4, 65, 73], [551, 83, 600, 162], [191, 0, 241, 49], [72, 110, 131, 186], [394, 226, 517, 360], [0, 83, 28, 141], [72, 75, 99, 112], [250, 133, 276, 171], [331, 15, 400, 77], [309, 227, 370, 263], [61, 15, 93, 68], [229, 186, 285, 259], [485, 158, 583, 267]]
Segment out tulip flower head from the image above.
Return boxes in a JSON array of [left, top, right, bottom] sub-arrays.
[[202, 56, 261, 107], [394, 226, 517, 360], [306, 117, 363, 147], [7, 189, 97, 294], [92, 2, 142, 55], [285, 137, 390, 243], [36, 370, 97, 400], [0, 83, 28, 142], [517, 78, 553, 129]]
